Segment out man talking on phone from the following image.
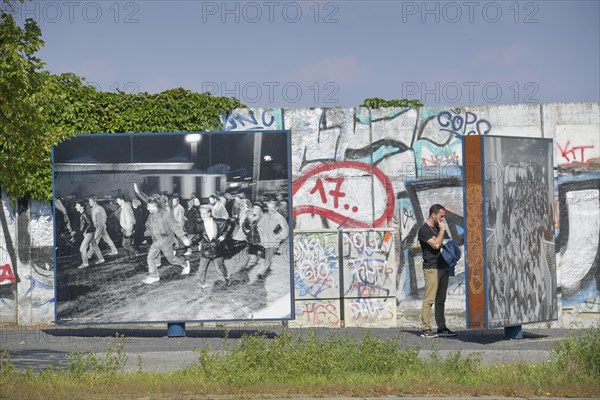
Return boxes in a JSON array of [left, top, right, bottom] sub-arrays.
[[417, 204, 457, 338]]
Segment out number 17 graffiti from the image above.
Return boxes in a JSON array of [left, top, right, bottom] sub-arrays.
[[309, 177, 359, 212], [293, 161, 395, 228]]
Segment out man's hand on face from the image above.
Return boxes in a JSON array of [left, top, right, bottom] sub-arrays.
[[437, 216, 446, 230]]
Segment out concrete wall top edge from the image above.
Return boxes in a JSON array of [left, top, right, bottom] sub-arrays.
[[231, 102, 598, 113]]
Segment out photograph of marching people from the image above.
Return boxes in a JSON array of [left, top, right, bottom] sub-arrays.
[[52, 131, 293, 323], [483, 135, 558, 327]]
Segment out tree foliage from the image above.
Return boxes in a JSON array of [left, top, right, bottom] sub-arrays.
[[0, 9, 49, 200], [360, 97, 423, 109], [43, 74, 245, 135], [0, 8, 244, 201]]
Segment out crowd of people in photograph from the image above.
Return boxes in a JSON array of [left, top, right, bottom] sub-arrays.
[[56, 185, 290, 287], [488, 162, 553, 324]]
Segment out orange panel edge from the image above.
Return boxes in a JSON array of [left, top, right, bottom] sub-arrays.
[[464, 135, 486, 329]]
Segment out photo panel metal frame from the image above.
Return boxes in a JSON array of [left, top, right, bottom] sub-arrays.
[[52, 130, 294, 325], [463, 134, 558, 329]]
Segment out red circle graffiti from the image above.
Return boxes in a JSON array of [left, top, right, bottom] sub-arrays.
[[292, 161, 395, 228]]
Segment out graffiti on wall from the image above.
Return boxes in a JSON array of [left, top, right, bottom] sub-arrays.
[[293, 299, 341, 327], [20, 245, 54, 311], [292, 230, 396, 327], [418, 108, 493, 147], [557, 141, 594, 164], [342, 231, 395, 298], [557, 141, 600, 169], [0, 263, 15, 285], [293, 233, 339, 299], [0, 196, 17, 321], [0, 196, 55, 324], [436, 108, 492, 137], [292, 161, 395, 229], [222, 105, 600, 328], [552, 113, 600, 320], [555, 176, 600, 310], [345, 297, 396, 327], [222, 109, 280, 131]]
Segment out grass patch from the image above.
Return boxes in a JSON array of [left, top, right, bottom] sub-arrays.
[[1, 328, 599, 399], [553, 326, 600, 377]]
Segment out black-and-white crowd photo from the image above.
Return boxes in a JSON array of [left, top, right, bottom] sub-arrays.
[[53, 131, 293, 323], [483, 136, 558, 327]]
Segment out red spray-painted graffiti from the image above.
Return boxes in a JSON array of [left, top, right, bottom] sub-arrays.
[[0, 263, 15, 285], [292, 161, 395, 228], [296, 302, 340, 325], [421, 152, 460, 169], [557, 141, 599, 168]]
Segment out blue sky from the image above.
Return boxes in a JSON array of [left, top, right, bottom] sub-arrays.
[[12, 0, 600, 107]]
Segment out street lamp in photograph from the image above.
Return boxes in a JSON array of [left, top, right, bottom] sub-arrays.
[[185, 134, 202, 162]]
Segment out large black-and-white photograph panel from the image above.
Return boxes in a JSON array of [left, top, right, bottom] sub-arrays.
[[53, 131, 293, 324], [483, 135, 558, 328]]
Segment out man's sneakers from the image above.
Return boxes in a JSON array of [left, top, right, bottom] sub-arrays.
[[437, 327, 457, 337], [77, 263, 89, 269], [96, 259, 105, 265], [421, 328, 457, 338], [181, 261, 190, 276], [142, 276, 160, 285], [420, 329, 438, 338]]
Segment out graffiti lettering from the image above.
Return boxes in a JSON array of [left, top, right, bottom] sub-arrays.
[[222, 109, 276, 131], [309, 177, 349, 210], [293, 234, 339, 299], [556, 141, 599, 168], [347, 259, 393, 287], [296, 302, 340, 325], [344, 232, 378, 257], [21, 275, 54, 308], [348, 298, 395, 321], [402, 208, 415, 229], [421, 152, 460, 168], [293, 161, 395, 228], [437, 109, 492, 137], [0, 263, 15, 285]]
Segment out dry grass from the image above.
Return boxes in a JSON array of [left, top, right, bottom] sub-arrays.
[[1, 329, 599, 399]]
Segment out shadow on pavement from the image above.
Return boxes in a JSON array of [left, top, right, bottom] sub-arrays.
[[404, 329, 549, 343], [42, 327, 279, 339]]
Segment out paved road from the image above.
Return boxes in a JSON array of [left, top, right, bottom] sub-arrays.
[[0, 324, 586, 372]]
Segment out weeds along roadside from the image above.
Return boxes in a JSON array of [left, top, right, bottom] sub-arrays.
[[0, 328, 599, 398]]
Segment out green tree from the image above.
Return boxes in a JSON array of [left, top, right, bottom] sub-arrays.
[[360, 97, 423, 109], [42, 74, 244, 135], [0, 5, 50, 200]]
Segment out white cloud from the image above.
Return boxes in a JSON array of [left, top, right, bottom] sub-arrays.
[[476, 43, 531, 65], [291, 55, 371, 84]]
